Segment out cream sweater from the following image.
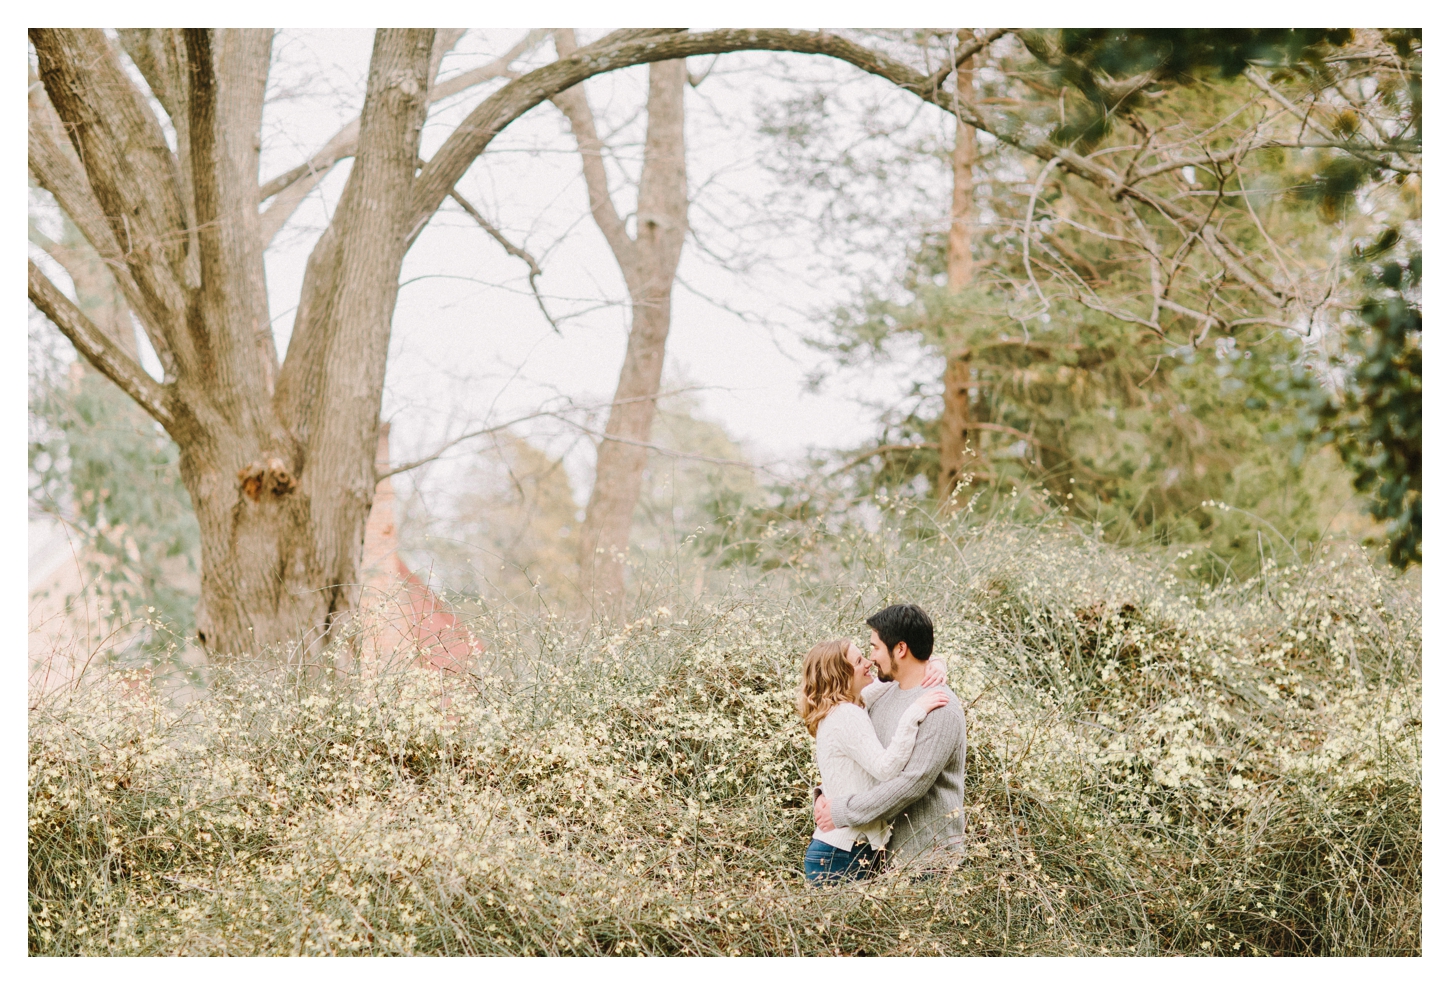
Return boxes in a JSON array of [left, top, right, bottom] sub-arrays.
[[811, 682, 930, 851]]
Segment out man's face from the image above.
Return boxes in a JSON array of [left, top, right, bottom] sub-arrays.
[[868, 629, 905, 682]]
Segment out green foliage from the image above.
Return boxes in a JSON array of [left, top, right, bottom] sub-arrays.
[[29, 520, 1419, 955], [1317, 241, 1421, 567], [29, 363, 199, 655], [763, 29, 1418, 576], [692, 479, 833, 570], [632, 386, 764, 559], [1058, 28, 1352, 80], [828, 250, 1352, 580], [1033, 29, 1354, 150], [1294, 153, 1381, 223]]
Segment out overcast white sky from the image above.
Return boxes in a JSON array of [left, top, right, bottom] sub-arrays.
[[251, 28, 949, 502]]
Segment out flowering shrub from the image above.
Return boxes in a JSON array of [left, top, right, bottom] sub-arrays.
[[29, 520, 1419, 955]]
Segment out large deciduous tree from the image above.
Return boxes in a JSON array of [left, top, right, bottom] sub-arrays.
[[27, 28, 964, 657], [30, 27, 437, 658]]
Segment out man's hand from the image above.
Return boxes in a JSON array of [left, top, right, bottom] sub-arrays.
[[814, 794, 836, 832]]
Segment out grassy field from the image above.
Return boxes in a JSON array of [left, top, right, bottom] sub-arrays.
[[28, 519, 1420, 955]]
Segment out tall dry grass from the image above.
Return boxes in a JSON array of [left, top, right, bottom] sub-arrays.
[[29, 516, 1420, 955]]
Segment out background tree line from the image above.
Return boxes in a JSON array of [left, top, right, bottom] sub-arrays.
[[28, 28, 1419, 666], [750, 28, 1419, 577]]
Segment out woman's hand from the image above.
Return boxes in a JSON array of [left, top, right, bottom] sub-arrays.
[[913, 689, 950, 715], [922, 657, 948, 688]]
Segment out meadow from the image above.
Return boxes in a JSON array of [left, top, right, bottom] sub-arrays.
[[28, 516, 1421, 956]]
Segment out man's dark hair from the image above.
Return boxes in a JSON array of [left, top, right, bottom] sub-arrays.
[[867, 603, 934, 661]]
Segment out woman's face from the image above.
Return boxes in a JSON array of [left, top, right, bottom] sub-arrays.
[[846, 642, 875, 699]]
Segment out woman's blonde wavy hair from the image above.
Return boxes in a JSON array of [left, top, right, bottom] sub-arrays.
[[796, 638, 861, 738]]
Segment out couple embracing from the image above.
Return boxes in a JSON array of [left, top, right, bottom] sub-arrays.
[[796, 604, 966, 884]]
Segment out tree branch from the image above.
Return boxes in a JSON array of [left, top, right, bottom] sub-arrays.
[[378, 387, 722, 480], [921, 28, 1010, 95], [28, 76, 119, 264], [271, 29, 436, 456], [29, 260, 173, 429], [1117, 197, 1165, 331], [1244, 67, 1419, 175], [427, 29, 469, 92], [549, 29, 637, 268], [27, 219, 138, 360], [28, 66, 179, 376], [378, 408, 559, 480], [256, 29, 482, 205], [828, 443, 929, 476], [1028, 233, 1178, 337], [183, 28, 222, 288], [256, 27, 548, 247], [1022, 155, 1062, 312], [447, 188, 561, 333], [568, 421, 763, 473], [256, 31, 546, 247], [257, 119, 359, 245], [115, 29, 190, 126], [212, 29, 281, 390], [31, 29, 192, 331], [429, 29, 547, 103], [403, 22, 1281, 327], [241, 26, 1290, 329], [114, 29, 203, 289], [635, 56, 689, 266]]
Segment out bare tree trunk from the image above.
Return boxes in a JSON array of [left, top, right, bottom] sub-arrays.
[[938, 32, 982, 508], [29, 28, 434, 659], [217, 28, 435, 661], [579, 261, 677, 607], [551, 31, 688, 610]]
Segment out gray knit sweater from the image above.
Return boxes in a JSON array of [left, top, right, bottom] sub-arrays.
[[827, 682, 966, 868]]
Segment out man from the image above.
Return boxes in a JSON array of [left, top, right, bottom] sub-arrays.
[[813, 603, 967, 873]]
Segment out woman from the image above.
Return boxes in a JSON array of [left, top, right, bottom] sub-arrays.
[[796, 638, 949, 884]]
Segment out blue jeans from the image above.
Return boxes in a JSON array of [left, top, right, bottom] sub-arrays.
[[803, 838, 882, 885]]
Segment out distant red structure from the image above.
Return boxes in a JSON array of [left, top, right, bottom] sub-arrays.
[[354, 423, 481, 675]]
